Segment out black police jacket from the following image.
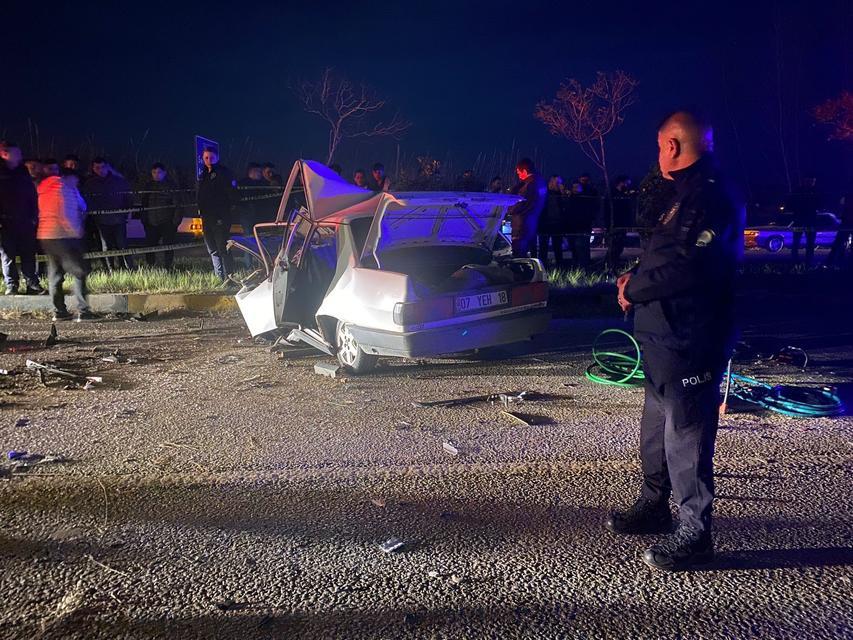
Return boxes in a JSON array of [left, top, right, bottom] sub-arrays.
[[625, 155, 743, 360], [197, 163, 239, 223]]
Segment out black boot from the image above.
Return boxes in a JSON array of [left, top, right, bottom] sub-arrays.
[[642, 523, 714, 572], [605, 497, 672, 535]]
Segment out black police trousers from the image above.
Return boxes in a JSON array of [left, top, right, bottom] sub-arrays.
[[639, 344, 723, 533]]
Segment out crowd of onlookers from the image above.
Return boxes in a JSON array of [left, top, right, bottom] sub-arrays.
[[330, 160, 640, 271], [0, 141, 286, 320], [2, 139, 849, 322]]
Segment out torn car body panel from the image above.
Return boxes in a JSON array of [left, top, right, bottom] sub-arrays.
[[234, 160, 551, 372]]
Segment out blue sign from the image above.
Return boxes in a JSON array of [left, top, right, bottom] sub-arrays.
[[195, 135, 219, 181]]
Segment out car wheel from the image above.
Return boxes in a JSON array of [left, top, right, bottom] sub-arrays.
[[335, 320, 378, 374], [767, 235, 785, 253]]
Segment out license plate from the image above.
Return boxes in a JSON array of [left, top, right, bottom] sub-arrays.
[[455, 290, 508, 314]]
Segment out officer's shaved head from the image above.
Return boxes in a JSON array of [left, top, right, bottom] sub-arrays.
[[657, 110, 714, 179]]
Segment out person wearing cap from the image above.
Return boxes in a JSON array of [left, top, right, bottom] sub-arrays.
[[0, 141, 44, 295]]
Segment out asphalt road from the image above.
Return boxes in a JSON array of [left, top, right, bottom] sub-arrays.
[[0, 281, 851, 639]]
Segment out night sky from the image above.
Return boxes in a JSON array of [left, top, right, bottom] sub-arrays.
[[3, 0, 850, 196]]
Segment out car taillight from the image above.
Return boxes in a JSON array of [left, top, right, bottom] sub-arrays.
[[393, 298, 455, 325], [511, 282, 548, 307]]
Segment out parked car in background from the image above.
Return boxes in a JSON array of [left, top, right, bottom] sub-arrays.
[[745, 212, 841, 252], [233, 161, 550, 373]]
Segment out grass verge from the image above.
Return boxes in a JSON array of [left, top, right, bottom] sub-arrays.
[[546, 268, 614, 290], [1, 266, 240, 295], [4, 264, 613, 295]]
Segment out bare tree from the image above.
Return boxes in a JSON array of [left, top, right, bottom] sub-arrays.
[[534, 70, 638, 210], [296, 68, 410, 164], [813, 91, 853, 142]]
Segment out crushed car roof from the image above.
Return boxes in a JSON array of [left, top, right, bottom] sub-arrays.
[[279, 160, 522, 223]]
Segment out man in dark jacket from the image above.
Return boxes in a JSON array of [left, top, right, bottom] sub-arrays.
[[237, 162, 268, 235], [83, 158, 134, 270], [537, 174, 567, 269], [785, 176, 821, 266], [607, 111, 744, 572], [564, 181, 594, 267], [826, 190, 852, 269], [0, 141, 44, 294], [139, 163, 182, 268], [508, 158, 547, 258], [197, 148, 238, 281], [606, 175, 637, 272]]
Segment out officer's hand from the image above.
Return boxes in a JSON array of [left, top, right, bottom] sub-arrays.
[[617, 274, 632, 312]]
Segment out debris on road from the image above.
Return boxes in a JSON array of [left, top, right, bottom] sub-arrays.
[[442, 440, 459, 456], [25, 360, 102, 385], [370, 497, 387, 508], [14, 417, 30, 427], [413, 394, 493, 408], [380, 537, 406, 553], [217, 355, 241, 365], [314, 362, 342, 378], [45, 324, 59, 347], [101, 351, 137, 364], [395, 421, 412, 431], [502, 411, 532, 426], [3, 452, 69, 471], [414, 390, 541, 409], [501, 411, 554, 426], [495, 390, 529, 408]]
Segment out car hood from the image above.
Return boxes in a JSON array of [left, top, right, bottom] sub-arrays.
[[359, 191, 522, 263], [277, 159, 384, 222]]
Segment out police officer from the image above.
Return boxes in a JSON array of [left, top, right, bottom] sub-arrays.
[[508, 158, 547, 258], [606, 111, 744, 572]]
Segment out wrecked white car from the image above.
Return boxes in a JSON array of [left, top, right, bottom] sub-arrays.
[[232, 160, 550, 373]]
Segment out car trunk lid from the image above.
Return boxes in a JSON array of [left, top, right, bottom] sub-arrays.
[[359, 192, 522, 268]]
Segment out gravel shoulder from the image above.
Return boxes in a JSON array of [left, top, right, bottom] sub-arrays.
[[0, 289, 851, 639]]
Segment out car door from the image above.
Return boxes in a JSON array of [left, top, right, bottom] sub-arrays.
[[271, 210, 313, 327]]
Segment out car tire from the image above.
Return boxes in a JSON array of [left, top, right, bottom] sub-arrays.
[[335, 320, 378, 374], [767, 235, 784, 253]]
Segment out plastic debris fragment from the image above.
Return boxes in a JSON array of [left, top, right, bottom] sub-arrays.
[[442, 441, 459, 456], [380, 537, 406, 553]]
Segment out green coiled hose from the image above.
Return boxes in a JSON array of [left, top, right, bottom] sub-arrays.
[[584, 329, 645, 387], [585, 330, 846, 418]]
